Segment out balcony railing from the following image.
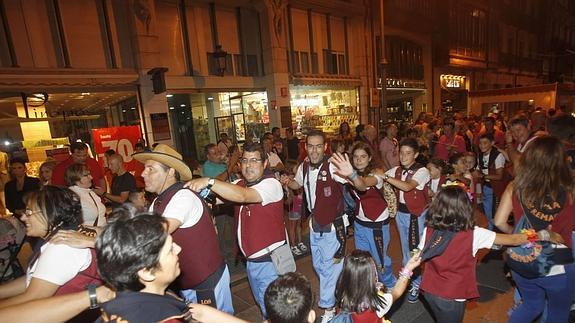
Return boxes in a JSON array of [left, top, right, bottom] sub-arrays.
[[498, 52, 542, 73]]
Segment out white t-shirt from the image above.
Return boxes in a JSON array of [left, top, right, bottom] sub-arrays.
[[355, 174, 389, 222], [150, 189, 203, 229], [295, 162, 347, 212], [234, 177, 285, 259], [430, 178, 440, 195], [27, 242, 92, 287], [478, 150, 505, 175], [385, 166, 430, 204], [69, 185, 106, 226]]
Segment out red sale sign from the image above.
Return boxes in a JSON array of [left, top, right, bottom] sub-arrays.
[[92, 126, 143, 173]]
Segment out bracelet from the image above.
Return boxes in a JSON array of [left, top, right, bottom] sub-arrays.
[[349, 170, 358, 180], [537, 229, 550, 241], [521, 228, 538, 243], [398, 267, 413, 280], [87, 285, 98, 309]]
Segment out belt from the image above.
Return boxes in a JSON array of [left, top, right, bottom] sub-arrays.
[[193, 262, 226, 290], [355, 217, 391, 228]]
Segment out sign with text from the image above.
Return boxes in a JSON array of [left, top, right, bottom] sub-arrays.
[[92, 126, 142, 172]]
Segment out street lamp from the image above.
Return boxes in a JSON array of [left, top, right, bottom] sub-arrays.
[[213, 45, 228, 76]]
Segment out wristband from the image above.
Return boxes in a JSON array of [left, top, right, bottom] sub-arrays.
[[398, 267, 413, 280], [537, 230, 550, 241], [349, 170, 358, 180], [87, 285, 98, 309], [521, 228, 538, 243]]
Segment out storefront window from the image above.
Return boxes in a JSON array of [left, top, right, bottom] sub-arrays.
[[289, 87, 359, 137]]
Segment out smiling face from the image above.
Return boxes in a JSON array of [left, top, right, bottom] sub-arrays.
[[399, 145, 418, 168], [40, 166, 53, 183], [21, 202, 48, 238], [305, 135, 326, 164], [76, 169, 93, 189], [151, 234, 181, 287], [352, 148, 371, 171], [511, 123, 530, 144]]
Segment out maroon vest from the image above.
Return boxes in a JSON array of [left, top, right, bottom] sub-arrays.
[[303, 160, 344, 226], [234, 177, 286, 258], [54, 248, 101, 295], [354, 187, 388, 221], [420, 228, 479, 300], [394, 165, 429, 216], [152, 183, 224, 289]]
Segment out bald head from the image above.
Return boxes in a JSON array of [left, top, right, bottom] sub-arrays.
[[108, 154, 125, 174], [364, 125, 377, 141]]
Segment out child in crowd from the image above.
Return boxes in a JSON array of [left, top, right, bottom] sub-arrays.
[[418, 185, 556, 323], [426, 158, 447, 199], [283, 162, 307, 256], [127, 189, 148, 212], [476, 133, 506, 230], [264, 272, 316, 323], [333, 249, 421, 322], [447, 153, 475, 199]]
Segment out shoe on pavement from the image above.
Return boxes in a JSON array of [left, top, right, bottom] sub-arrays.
[[320, 308, 336, 323], [291, 245, 302, 256], [297, 242, 308, 253], [407, 285, 420, 303]]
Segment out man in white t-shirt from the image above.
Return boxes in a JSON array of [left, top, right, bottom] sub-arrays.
[[186, 143, 294, 318], [133, 144, 233, 314], [477, 133, 506, 230]]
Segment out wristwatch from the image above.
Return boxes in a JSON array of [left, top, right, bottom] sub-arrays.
[[383, 174, 390, 182], [206, 178, 215, 189], [87, 285, 98, 309]]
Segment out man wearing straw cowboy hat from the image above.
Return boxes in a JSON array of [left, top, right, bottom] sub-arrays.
[[133, 144, 234, 314]]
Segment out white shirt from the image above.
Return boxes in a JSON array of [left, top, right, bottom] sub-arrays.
[[430, 178, 440, 195], [385, 166, 430, 204], [295, 162, 347, 212], [355, 174, 389, 222], [27, 242, 92, 287], [234, 177, 285, 259], [478, 150, 505, 175], [69, 186, 106, 226], [518, 135, 538, 153], [150, 189, 203, 228]]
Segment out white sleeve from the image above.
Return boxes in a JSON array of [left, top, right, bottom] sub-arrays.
[[417, 227, 428, 250], [295, 164, 304, 186], [385, 167, 398, 177], [372, 174, 384, 189], [253, 178, 284, 206], [472, 227, 497, 256], [495, 154, 506, 169], [376, 293, 394, 317], [162, 190, 203, 228], [32, 244, 91, 286], [329, 163, 347, 184], [412, 168, 431, 190]]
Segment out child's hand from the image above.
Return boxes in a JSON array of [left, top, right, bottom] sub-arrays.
[[405, 250, 422, 271]]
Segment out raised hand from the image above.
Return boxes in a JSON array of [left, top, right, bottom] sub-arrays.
[[330, 152, 355, 178]]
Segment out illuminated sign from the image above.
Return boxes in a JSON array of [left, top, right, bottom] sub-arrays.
[[440, 75, 466, 89], [377, 78, 426, 89]]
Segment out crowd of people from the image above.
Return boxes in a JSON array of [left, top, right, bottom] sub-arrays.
[[0, 107, 573, 323]]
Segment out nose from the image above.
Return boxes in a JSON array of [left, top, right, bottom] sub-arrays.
[[174, 242, 182, 255]]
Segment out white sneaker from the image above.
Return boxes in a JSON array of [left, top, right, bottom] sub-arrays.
[[320, 308, 336, 323], [291, 245, 302, 256], [297, 242, 308, 253]]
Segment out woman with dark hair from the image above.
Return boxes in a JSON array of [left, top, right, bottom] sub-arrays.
[[331, 142, 398, 289], [494, 136, 575, 323], [419, 185, 557, 323], [0, 186, 101, 313], [65, 164, 106, 226], [334, 250, 420, 322]]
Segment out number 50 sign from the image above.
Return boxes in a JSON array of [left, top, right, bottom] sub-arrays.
[[92, 126, 143, 172]]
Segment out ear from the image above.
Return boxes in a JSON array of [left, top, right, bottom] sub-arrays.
[[138, 268, 155, 283], [307, 309, 316, 323], [263, 159, 269, 169], [168, 167, 176, 178]]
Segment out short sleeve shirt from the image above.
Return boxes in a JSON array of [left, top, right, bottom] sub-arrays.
[[27, 242, 92, 287], [110, 172, 137, 206], [150, 189, 203, 229], [418, 226, 496, 256], [385, 166, 430, 203], [295, 162, 346, 212]]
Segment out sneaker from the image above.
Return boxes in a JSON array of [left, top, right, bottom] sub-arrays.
[[291, 245, 302, 256], [407, 285, 420, 303], [320, 308, 336, 323], [297, 242, 308, 253]]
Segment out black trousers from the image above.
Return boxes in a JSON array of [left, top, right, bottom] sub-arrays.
[[423, 292, 465, 323]]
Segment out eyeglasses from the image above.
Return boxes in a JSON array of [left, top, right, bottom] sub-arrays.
[[239, 158, 263, 165], [306, 144, 324, 151], [82, 172, 91, 177]]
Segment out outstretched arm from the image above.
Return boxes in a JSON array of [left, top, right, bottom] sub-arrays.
[[185, 178, 263, 204]]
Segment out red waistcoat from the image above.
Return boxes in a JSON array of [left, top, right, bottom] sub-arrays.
[[303, 160, 344, 226], [54, 248, 101, 295], [153, 183, 224, 289], [354, 187, 388, 221], [479, 149, 508, 197], [394, 165, 429, 216], [420, 228, 479, 300], [234, 177, 286, 258]]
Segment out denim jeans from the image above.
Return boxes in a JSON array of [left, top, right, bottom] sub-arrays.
[[354, 221, 396, 288], [246, 260, 278, 318], [180, 265, 234, 314], [310, 227, 344, 308], [423, 292, 465, 323], [395, 210, 425, 287], [481, 185, 494, 230]]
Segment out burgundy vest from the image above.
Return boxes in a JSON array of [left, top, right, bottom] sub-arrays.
[[420, 228, 479, 300], [234, 177, 286, 258], [394, 165, 429, 216], [479, 149, 508, 196], [152, 183, 224, 289], [354, 187, 388, 221], [54, 248, 101, 295], [303, 160, 344, 226]]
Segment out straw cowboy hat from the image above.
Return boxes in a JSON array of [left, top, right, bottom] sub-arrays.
[[132, 144, 193, 181]]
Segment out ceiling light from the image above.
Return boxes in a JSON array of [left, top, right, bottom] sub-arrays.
[[180, 104, 186, 107], [169, 106, 175, 110], [166, 94, 173, 98], [207, 97, 214, 101]]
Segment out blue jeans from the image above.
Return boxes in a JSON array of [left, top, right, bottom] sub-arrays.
[[310, 227, 344, 308], [354, 221, 396, 288], [180, 265, 234, 314], [510, 264, 575, 323], [246, 260, 278, 318], [396, 210, 425, 288], [482, 185, 494, 230]]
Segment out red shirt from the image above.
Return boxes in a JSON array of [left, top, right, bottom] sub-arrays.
[[434, 134, 466, 161], [51, 157, 105, 187]]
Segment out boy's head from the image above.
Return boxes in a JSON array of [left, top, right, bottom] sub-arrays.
[[478, 133, 495, 153], [128, 190, 147, 211], [264, 272, 315, 323], [399, 138, 419, 167]]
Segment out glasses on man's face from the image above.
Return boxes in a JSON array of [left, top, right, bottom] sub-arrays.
[[306, 144, 324, 151], [82, 172, 91, 177], [239, 158, 263, 165]]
